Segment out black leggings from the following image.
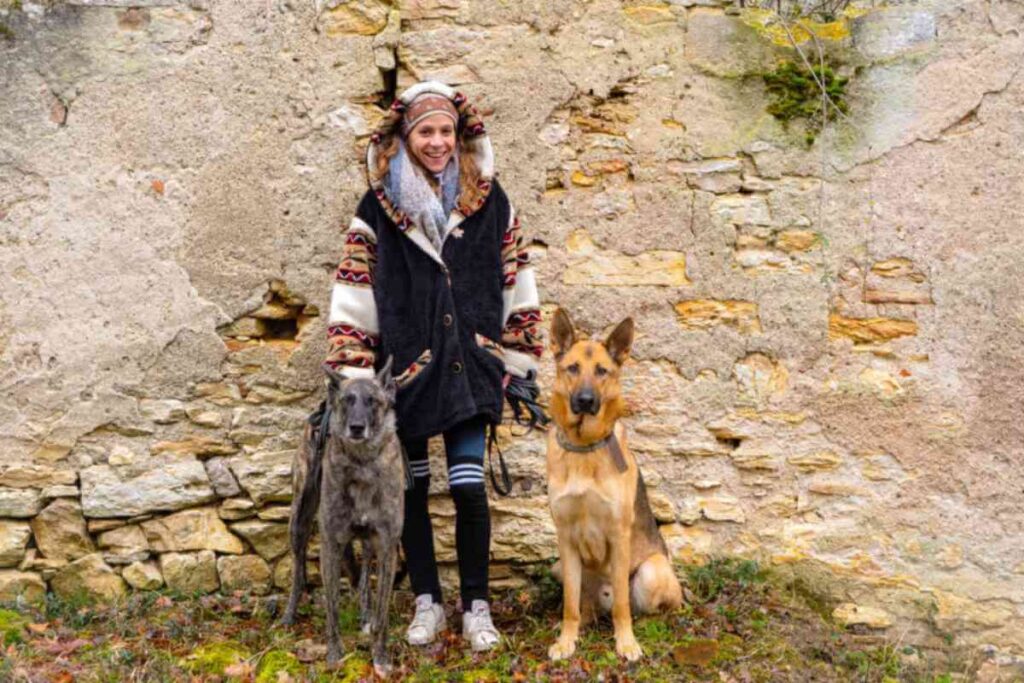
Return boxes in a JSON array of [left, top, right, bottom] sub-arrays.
[[401, 415, 490, 608]]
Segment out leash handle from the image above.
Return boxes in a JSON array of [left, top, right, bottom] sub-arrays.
[[504, 371, 551, 431], [486, 424, 512, 497]]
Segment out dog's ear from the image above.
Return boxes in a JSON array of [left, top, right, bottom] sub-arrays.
[[604, 317, 634, 366], [551, 308, 576, 360], [376, 355, 396, 404], [324, 364, 344, 393]]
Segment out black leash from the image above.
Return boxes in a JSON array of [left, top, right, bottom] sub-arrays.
[[486, 370, 552, 497], [504, 372, 551, 431], [486, 424, 512, 497]]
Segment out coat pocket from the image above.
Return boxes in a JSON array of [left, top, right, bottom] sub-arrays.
[[474, 333, 505, 364], [394, 349, 433, 390]]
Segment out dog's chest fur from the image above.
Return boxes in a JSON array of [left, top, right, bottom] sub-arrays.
[[547, 423, 635, 570], [322, 438, 403, 534]]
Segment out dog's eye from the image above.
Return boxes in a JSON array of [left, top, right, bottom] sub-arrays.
[[595, 364, 608, 377], [565, 363, 580, 376], [345, 394, 356, 406]]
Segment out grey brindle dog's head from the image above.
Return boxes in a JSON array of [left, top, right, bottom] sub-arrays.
[[324, 356, 396, 453]]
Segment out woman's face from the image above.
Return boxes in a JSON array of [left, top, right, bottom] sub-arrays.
[[407, 114, 456, 174]]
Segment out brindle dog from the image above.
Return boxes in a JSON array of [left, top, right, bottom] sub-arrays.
[[546, 309, 682, 662], [282, 359, 404, 675]]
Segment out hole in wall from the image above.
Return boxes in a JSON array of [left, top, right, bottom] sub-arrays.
[[217, 280, 319, 351], [376, 53, 398, 110]]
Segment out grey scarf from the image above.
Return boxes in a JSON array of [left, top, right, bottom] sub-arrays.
[[383, 140, 460, 251]]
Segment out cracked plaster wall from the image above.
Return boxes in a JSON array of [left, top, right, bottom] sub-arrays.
[[1, 0, 1023, 655]]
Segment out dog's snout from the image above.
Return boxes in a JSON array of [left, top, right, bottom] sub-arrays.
[[348, 423, 366, 439], [570, 388, 600, 415]]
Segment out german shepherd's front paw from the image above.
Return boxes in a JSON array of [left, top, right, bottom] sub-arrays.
[[615, 633, 643, 662], [548, 636, 577, 661]]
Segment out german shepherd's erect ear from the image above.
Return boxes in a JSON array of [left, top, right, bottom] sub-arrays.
[[551, 308, 577, 360], [604, 318, 634, 366], [375, 355, 396, 405]]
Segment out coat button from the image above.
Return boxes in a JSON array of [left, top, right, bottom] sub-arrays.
[[451, 361, 463, 374], [443, 313, 453, 327]]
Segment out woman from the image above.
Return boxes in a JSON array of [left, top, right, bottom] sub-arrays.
[[324, 81, 543, 652]]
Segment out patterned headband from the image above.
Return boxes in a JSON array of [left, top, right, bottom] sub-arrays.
[[401, 94, 459, 137]]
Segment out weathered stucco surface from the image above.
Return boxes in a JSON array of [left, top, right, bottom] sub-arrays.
[[2, 0, 1023, 658]]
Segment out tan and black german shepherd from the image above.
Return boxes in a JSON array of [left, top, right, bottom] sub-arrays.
[[546, 309, 682, 662]]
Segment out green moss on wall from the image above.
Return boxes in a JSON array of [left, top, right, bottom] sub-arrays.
[[763, 60, 850, 145]]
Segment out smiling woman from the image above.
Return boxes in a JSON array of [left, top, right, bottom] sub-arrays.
[[323, 80, 544, 656]]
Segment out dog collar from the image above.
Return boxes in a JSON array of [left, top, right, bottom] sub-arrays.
[[556, 429, 628, 473]]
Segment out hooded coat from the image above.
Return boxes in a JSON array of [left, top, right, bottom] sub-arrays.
[[324, 82, 542, 441]]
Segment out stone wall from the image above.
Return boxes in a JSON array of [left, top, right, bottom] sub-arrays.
[[2, 0, 1023, 657]]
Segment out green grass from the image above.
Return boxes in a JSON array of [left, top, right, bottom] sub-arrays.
[[0, 559, 977, 682], [685, 556, 765, 602], [0, 608, 28, 645]]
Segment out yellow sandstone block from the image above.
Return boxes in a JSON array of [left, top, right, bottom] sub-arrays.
[[623, 5, 675, 25], [675, 300, 762, 334], [870, 258, 926, 281], [776, 229, 820, 252], [828, 314, 917, 344], [787, 451, 842, 472], [570, 170, 598, 187], [321, 1, 390, 36], [563, 230, 689, 286]]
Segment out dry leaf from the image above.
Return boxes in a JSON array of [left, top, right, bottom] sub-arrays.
[[673, 639, 719, 667], [223, 661, 253, 679]]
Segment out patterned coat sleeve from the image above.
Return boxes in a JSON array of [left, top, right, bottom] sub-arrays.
[[500, 205, 543, 378], [324, 217, 379, 379]]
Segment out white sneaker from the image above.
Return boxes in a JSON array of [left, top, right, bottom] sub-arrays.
[[406, 594, 446, 646], [462, 600, 501, 652]]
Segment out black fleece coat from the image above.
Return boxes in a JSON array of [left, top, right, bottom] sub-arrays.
[[357, 182, 511, 441]]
